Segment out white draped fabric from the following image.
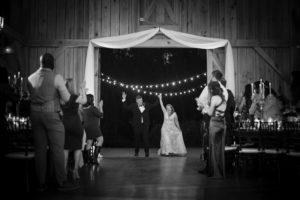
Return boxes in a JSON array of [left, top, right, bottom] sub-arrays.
[[84, 27, 235, 95]]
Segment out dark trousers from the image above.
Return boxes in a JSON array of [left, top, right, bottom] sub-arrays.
[[209, 117, 226, 178], [30, 111, 66, 186], [133, 124, 149, 154]]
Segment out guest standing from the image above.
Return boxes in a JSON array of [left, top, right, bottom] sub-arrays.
[[205, 81, 227, 178], [61, 79, 87, 180], [27, 53, 79, 191], [121, 92, 159, 157], [195, 70, 228, 174], [81, 94, 104, 165], [238, 84, 253, 121], [290, 70, 300, 110]]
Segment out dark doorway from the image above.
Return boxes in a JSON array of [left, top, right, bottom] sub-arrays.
[[100, 48, 206, 147]]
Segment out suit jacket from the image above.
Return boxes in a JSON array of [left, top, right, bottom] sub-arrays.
[[122, 99, 158, 127]]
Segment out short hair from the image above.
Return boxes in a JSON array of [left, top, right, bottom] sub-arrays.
[[212, 70, 223, 81], [136, 95, 142, 100], [220, 78, 227, 87], [85, 94, 94, 106], [65, 78, 75, 95], [40, 53, 54, 70]]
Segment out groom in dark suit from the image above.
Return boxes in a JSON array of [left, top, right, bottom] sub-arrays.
[[122, 92, 159, 157]]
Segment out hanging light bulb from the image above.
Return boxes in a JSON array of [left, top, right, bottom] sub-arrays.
[[0, 16, 4, 31]]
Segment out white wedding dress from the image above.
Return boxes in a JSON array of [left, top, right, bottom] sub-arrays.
[[158, 112, 187, 156]]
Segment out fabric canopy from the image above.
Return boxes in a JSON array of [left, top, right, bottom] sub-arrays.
[[85, 27, 235, 95]]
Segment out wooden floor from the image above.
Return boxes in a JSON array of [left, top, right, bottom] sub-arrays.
[[3, 148, 299, 200]]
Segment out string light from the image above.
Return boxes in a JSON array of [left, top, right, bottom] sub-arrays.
[[101, 75, 206, 97], [100, 72, 206, 89]]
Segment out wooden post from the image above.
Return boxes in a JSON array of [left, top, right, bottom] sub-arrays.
[[94, 48, 100, 105], [206, 50, 213, 83]]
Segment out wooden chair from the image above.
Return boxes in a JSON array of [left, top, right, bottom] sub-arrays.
[[283, 122, 300, 182], [225, 145, 238, 174], [259, 122, 286, 183], [234, 121, 264, 176]]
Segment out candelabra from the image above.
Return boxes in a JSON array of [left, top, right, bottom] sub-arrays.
[[251, 78, 272, 121], [8, 71, 24, 99], [7, 72, 27, 118]]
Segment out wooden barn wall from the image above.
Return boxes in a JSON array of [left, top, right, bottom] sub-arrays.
[[6, 0, 300, 99]]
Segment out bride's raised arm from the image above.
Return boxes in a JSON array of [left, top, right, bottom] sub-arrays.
[[158, 94, 166, 113]]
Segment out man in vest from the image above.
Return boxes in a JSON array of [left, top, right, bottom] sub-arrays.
[[28, 53, 79, 192]]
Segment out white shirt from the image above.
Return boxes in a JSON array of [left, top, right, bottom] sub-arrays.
[[138, 105, 145, 113], [122, 98, 145, 113]]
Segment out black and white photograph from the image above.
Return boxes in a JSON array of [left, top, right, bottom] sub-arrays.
[[0, 0, 300, 199]]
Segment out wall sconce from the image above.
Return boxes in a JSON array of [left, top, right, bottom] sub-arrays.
[[0, 16, 4, 31]]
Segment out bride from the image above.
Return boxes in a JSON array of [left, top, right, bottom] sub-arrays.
[[157, 94, 187, 156]]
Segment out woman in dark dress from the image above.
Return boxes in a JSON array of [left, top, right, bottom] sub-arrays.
[[205, 81, 227, 179], [81, 94, 104, 165], [61, 79, 87, 180], [238, 84, 252, 121]]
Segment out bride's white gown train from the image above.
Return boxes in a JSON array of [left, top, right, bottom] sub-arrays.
[[158, 112, 187, 156]]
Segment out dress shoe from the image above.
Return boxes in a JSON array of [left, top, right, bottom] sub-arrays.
[[57, 181, 80, 191], [134, 153, 139, 157], [145, 153, 149, 157], [198, 170, 206, 174], [208, 176, 224, 180], [198, 168, 208, 174]]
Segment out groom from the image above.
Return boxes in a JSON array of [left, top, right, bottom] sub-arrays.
[[121, 92, 159, 157]]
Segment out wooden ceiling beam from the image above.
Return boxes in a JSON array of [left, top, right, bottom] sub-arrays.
[[25, 39, 300, 48]]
